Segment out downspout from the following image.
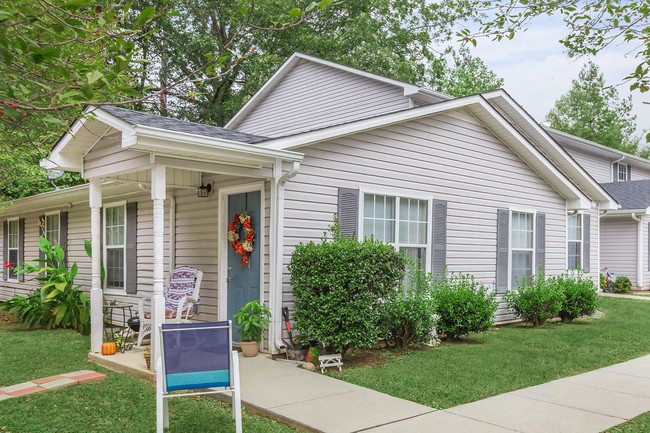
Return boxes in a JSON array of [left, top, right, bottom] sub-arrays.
[[270, 160, 301, 353], [632, 213, 643, 289]]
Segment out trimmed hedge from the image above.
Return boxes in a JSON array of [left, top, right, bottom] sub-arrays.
[[504, 274, 563, 327], [289, 235, 406, 354], [556, 272, 598, 322], [431, 272, 497, 339]]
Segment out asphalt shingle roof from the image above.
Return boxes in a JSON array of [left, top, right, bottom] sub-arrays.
[[98, 105, 268, 144], [600, 180, 650, 210]]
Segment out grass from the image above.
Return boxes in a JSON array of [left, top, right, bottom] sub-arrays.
[[606, 412, 650, 432], [335, 297, 650, 409], [0, 315, 297, 433]]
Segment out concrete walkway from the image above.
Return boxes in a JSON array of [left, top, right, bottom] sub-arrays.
[[241, 355, 650, 433], [600, 292, 650, 301]]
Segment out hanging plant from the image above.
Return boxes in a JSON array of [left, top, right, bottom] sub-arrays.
[[227, 213, 255, 266]]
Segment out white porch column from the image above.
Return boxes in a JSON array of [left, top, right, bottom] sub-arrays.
[[89, 178, 103, 353], [151, 165, 167, 369]]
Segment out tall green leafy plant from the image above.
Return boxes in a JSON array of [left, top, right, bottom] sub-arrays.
[[233, 300, 272, 343], [0, 237, 89, 333]]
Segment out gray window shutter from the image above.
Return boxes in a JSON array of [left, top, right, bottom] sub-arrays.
[[38, 215, 45, 263], [60, 212, 68, 267], [126, 202, 138, 294], [2, 221, 7, 281], [338, 188, 359, 238], [431, 200, 447, 276], [583, 214, 590, 273], [18, 218, 25, 282], [648, 223, 650, 272], [613, 162, 619, 182], [627, 165, 632, 181], [536, 213, 546, 275], [496, 209, 509, 293]]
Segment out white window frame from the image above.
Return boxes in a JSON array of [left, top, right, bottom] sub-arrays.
[[44, 211, 61, 246], [103, 201, 127, 294], [6, 217, 19, 282], [566, 213, 583, 271], [508, 208, 537, 290], [617, 163, 629, 182], [358, 187, 433, 273]]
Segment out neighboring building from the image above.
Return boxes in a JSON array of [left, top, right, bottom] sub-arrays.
[[551, 128, 650, 290], [0, 54, 617, 356]]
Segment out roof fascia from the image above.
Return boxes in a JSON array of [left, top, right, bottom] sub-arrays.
[[262, 94, 593, 207], [548, 127, 650, 168], [481, 91, 618, 209], [261, 95, 482, 150], [131, 124, 304, 163]]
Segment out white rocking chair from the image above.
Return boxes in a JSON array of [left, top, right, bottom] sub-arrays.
[[137, 266, 203, 347]]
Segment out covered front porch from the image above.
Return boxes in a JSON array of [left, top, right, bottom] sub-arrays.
[[42, 105, 303, 369]]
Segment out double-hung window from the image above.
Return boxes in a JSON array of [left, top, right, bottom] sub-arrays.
[[104, 204, 126, 291], [44, 213, 60, 246], [618, 164, 629, 182], [567, 214, 582, 270], [7, 219, 19, 280], [362, 193, 429, 271], [510, 211, 535, 288]]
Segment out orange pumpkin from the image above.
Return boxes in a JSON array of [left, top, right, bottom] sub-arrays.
[[101, 342, 117, 355]]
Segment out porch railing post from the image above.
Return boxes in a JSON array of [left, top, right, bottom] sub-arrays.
[[89, 178, 103, 353], [151, 165, 167, 370]]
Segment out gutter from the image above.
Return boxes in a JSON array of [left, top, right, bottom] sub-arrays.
[[270, 160, 301, 353], [631, 212, 644, 289]]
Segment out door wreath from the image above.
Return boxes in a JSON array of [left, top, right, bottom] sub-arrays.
[[228, 213, 255, 266]]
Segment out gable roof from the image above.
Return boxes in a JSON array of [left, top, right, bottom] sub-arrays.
[[99, 106, 267, 144], [601, 180, 650, 210], [547, 127, 650, 171], [257, 90, 617, 210], [225, 53, 452, 130], [43, 105, 301, 174]]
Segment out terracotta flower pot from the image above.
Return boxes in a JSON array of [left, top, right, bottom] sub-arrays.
[[240, 341, 259, 357]]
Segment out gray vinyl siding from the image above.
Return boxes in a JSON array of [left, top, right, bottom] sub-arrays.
[[281, 110, 593, 323], [234, 59, 411, 137], [84, 137, 149, 177], [601, 217, 638, 288], [564, 147, 613, 183], [562, 145, 650, 183]]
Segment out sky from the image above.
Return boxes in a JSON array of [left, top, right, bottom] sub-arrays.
[[459, 16, 649, 140]]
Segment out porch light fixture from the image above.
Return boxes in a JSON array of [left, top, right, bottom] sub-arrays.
[[196, 182, 212, 198]]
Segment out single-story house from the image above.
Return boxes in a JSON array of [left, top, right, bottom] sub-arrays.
[[0, 53, 618, 360]]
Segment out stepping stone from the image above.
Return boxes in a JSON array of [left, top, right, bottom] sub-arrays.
[[0, 370, 107, 400], [39, 378, 78, 390]]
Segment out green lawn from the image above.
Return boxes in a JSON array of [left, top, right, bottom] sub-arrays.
[[0, 317, 296, 433], [336, 297, 650, 409], [606, 412, 650, 432]]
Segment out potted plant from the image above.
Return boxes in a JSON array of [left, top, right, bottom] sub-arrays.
[[233, 300, 272, 357]]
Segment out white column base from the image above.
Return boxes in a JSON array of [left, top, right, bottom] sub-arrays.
[[151, 293, 166, 371], [90, 288, 103, 353]]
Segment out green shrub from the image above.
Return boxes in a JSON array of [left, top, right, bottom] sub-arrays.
[[599, 273, 606, 291], [554, 272, 598, 322], [614, 275, 632, 293], [431, 272, 497, 339], [233, 300, 271, 342], [378, 265, 437, 349], [504, 274, 563, 327], [0, 237, 89, 333], [289, 234, 406, 355]]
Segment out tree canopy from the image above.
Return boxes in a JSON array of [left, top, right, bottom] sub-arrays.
[[463, 0, 650, 106], [546, 61, 642, 154], [0, 0, 505, 202]]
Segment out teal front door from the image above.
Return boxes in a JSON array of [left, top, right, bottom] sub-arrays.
[[227, 191, 262, 339]]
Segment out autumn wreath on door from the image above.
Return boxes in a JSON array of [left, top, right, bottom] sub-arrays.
[[228, 213, 255, 266]]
